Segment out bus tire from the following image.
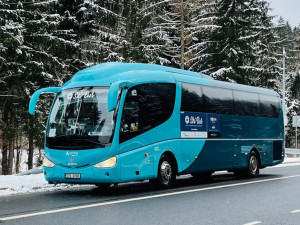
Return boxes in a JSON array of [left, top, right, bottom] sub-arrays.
[[234, 151, 260, 178], [152, 155, 176, 188], [247, 151, 260, 177]]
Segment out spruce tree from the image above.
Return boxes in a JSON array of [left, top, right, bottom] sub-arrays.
[[199, 0, 277, 87], [0, 0, 87, 172], [141, 0, 211, 69]]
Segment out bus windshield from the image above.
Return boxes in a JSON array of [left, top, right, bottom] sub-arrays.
[[46, 87, 115, 150]]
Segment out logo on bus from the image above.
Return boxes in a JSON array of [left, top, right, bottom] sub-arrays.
[[70, 157, 74, 162], [210, 117, 217, 122], [66, 151, 78, 157], [196, 117, 203, 125], [185, 116, 190, 124]]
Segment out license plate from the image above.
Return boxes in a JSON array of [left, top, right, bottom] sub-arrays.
[[65, 173, 81, 179]]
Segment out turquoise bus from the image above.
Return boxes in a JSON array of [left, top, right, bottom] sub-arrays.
[[29, 62, 284, 188]]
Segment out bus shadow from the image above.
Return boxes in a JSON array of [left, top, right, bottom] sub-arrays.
[[61, 172, 281, 198]]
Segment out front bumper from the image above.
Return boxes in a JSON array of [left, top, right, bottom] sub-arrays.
[[43, 163, 121, 184]]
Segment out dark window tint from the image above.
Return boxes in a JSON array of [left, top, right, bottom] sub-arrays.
[[259, 95, 280, 118], [233, 91, 260, 116], [181, 83, 204, 112], [120, 83, 176, 143], [202, 86, 234, 114]]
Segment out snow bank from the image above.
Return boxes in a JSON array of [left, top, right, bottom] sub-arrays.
[[273, 157, 300, 168], [0, 173, 93, 197]]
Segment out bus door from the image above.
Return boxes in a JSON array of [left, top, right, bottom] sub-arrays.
[[119, 83, 176, 181]]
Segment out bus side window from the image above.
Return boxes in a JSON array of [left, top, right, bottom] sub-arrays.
[[181, 83, 204, 112], [259, 95, 280, 118], [202, 86, 234, 115], [120, 83, 176, 143], [233, 91, 260, 117]]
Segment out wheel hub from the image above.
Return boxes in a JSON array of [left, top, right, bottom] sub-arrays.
[[249, 156, 258, 174], [160, 161, 172, 183]]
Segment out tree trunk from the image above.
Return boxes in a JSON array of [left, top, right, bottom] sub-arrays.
[[1, 145, 8, 175], [180, 0, 185, 69], [28, 117, 34, 170], [8, 137, 14, 174], [1, 110, 9, 175], [36, 148, 43, 166], [124, 0, 133, 62], [15, 137, 21, 174], [8, 111, 15, 174]]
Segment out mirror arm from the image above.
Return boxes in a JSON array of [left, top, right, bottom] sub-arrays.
[[108, 81, 131, 112], [29, 87, 61, 114]]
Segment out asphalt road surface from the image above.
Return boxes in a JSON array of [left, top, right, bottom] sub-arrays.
[[1, 165, 300, 225]]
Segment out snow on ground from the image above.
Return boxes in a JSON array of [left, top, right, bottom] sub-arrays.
[[272, 157, 300, 168], [1, 157, 300, 197], [0, 173, 93, 197]]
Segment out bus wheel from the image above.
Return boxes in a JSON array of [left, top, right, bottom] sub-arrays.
[[152, 155, 176, 188], [234, 151, 259, 178], [247, 151, 259, 177]]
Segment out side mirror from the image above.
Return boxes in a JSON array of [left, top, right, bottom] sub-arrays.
[[108, 81, 130, 112], [29, 87, 62, 114]]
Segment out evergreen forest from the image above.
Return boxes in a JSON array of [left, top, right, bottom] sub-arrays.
[[0, 0, 299, 174]]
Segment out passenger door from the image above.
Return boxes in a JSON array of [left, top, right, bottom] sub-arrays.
[[119, 83, 176, 181]]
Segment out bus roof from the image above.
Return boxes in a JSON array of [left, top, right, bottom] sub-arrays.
[[63, 62, 279, 97]]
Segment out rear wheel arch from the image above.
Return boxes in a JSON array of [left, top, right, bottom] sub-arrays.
[[250, 147, 261, 168], [234, 148, 260, 178], [151, 151, 178, 188], [160, 151, 178, 175]]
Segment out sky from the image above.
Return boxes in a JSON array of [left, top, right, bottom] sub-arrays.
[[268, 0, 300, 28]]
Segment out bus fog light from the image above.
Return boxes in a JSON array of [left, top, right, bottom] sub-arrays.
[[94, 157, 117, 168], [43, 157, 55, 168]]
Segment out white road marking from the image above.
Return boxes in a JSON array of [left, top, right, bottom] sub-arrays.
[[243, 221, 262, 225], [291, 209, 300, 213], [1, 174, 300, 221]]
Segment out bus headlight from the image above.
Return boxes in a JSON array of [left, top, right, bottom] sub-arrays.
[[43, 157, 55, 168], [94, 157, 117, 168]]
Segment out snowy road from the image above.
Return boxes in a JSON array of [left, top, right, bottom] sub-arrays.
[[1, 162, 300, 225]]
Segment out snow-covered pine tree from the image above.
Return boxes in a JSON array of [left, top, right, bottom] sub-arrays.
[[0, 0, 89, 172], [21, 0, 90, 169], [128, 0, 157, 63], [274, 21, 300, 147], [0, 0, 28, 174], [77, 0, 152, 64], [198, 0, 277, 87], [273, 17, 295, 89], [185, 0, 218, 72], [138, 0, 173, 65], [291, 26, 300, 101], [76, 0, 126, 63], [141, 0, 189, 68]]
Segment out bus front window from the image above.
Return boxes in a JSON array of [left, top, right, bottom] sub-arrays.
[[46, 87, 115, 150]]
